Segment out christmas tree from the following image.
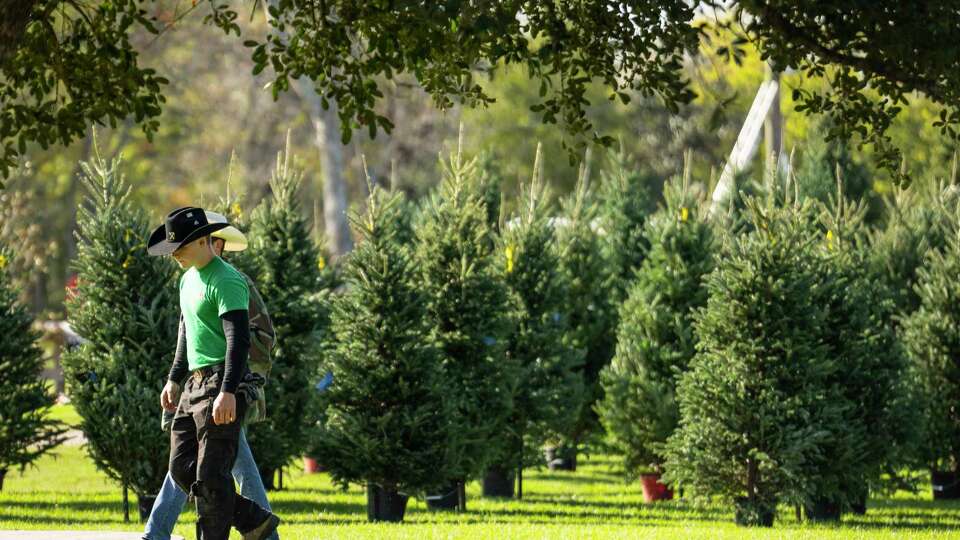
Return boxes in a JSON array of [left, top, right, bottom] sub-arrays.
[[794, 120, 878, 223], [597, 173, 715, 479], [62, 152, 179, 519], [312, 183, 453, 521], [242, 148, 330, 489], [803, 188, 913, 517], [870, 185, 953, 320], [415, 147, 514, 505], [597, 149, 658, 307], [554, 157, 616, 460], [663, 198, 850, 526], [493, 147, 584, 490], [0, 243, 66, 491], [902, 209, 960, 485], [476, 151, 505, 234]]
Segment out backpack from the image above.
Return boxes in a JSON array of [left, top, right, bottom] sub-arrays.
[[242, 273, 275, 424]]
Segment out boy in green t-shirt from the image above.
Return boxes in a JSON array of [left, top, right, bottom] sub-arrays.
[[148, 207, 280, 540]]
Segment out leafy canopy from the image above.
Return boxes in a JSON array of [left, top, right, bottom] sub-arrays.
[[4, 1, 959, 178]]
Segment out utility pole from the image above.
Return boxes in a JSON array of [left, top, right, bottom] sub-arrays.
[[709, 62, 786, 216]]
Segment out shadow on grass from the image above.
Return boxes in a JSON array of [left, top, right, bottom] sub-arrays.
[[0, 499, 124, 514], [0, 510, 121, 526], [527, 496, 726, 517], [261, 497, 383, 525], [870, 498, 960, 511], [452, 502, 727, 526], [526, 472, 621, 486], [823, 518, 960, 532]]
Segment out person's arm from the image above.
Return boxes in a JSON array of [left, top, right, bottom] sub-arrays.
[[167, 316, 189, 383], [220, 309, 250, 394], [161, 316, 188, 412], [211, 274, 250, 424]]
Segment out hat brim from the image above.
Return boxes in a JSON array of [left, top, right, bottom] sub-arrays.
[[211, 225, 248, 252], [147, 222, 231, 256]]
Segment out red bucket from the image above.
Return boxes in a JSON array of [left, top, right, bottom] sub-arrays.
[[303, 456, 321, 474], [640, 473, 673, 503]]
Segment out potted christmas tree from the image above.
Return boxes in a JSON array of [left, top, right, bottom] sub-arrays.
[[598, 173, 715, 503], [869, 184, 955, 502], [800, 186, 916, 521], [902, 210, 960, 500], [492, 146, 584, 498], [311, 183, 454, 522], [554, 156, 616, 471], [664, 198, 850, 527], [62, 152, 179, 521], [415, 147, 515, 508], [241, 146, 331, 490]]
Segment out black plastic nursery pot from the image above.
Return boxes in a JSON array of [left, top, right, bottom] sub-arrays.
[[482, 466, 515, 498], [138, 494, 158, 523], [426, 481, 461, 510], [804, 499, 841, 523], [849, 484, 868, 515], [258, 466, 276, 491], [850, 497, 867, 516], [366, 483, 409, 523], [932, 470, 960, 500], [544, 445, 578, 471], [733, 497, 775, 527]]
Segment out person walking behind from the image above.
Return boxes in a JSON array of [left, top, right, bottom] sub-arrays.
[[144, 212, 278, 540], [148, 207, 280, 540]]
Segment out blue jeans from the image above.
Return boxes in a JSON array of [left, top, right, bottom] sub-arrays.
[[143, 428, 279, 540]]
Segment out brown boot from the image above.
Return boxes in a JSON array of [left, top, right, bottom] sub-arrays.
[[242, 513, 280, 540]]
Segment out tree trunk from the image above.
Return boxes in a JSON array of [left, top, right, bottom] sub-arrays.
[[122, 483, 130, 523], [517, 462, 523, 500], [457, 480, 466, 512], [310, 100, 353, 258], [263, 0, 353, 259]]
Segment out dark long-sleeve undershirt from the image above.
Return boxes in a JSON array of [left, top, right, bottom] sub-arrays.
[[167, 317, 189, 385], [220, 309, 249, 394], [167, 310, 250, 394]]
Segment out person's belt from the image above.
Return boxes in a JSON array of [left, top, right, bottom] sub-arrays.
[[191, 363, 225, 383]]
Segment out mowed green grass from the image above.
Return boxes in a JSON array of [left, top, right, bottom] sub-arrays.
[[2, 438, 960, 539], [47, 402, 83, 428]]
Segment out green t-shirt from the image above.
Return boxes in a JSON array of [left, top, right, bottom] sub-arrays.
[[179, 256, 250, 370]]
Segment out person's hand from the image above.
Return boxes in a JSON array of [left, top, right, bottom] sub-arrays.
[[213, 392, 237, 425], [161, 381, 181, 412]]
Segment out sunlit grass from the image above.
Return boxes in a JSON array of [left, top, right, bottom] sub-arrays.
[[2, 445, 959, 539]]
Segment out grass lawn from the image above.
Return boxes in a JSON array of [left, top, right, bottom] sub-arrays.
[[47, 403, 83, 428], [2, 443, 960, 539]]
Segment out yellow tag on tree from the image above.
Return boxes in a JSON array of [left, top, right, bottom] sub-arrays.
[[826, 230, 835, 250], [0, 254, 6, 270], [680, 207, 689, 222], [317, 256, 326, 271], [505, 245, 515, 274]]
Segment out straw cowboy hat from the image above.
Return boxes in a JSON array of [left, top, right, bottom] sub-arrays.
[[206, 211, 248, 252]]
